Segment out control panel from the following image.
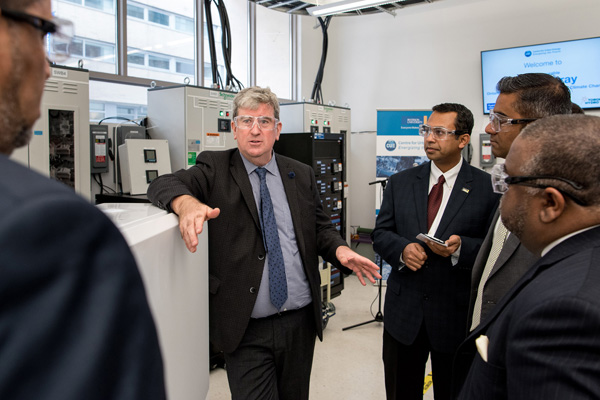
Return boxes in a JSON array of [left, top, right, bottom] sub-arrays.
[[274, 132, 346, 299]]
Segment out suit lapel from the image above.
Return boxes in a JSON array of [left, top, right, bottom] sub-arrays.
[[414, 163, 430, 233], [276, 155, 306, 256], [468, 226, 600, 340], [487, 231, 521, 279], [435, 161, 472, 238], [229, 151, 261, 231]]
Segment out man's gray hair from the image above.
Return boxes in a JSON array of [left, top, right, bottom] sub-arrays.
[[519, 114, 600, 207], [233, 86, 280, 120]]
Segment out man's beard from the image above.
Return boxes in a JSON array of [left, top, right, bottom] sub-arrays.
[[0, 32, 34, 155], [500, 195, 527, 240]]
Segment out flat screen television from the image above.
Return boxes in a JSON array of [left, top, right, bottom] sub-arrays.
[[481, 36, 600, 114]]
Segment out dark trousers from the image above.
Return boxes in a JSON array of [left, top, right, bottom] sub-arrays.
[[383, 324, 454, 400], [223, 305, 316, 400]]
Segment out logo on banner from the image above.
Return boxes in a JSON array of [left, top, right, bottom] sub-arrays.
[[524, 50, 532, 57], [402, 116, 426, 126], [385, 140, 397, 151]]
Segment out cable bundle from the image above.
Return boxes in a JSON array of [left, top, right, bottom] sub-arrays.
[[204, 0, 244, 91], [310, 16, 332, 104]]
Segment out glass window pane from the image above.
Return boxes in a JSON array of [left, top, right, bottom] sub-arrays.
[[53, 0, 117, 74], [175, 16, 194, 34], [127, 0, 195, 84], [89, 81, 147, 124], [71, 39, 83, 56], [148, 55, 170, 70], [203, 0, 248, 89], [176, 60, 194, 75], [256, 6, 290, 99], [148, 10, 170, 26], [84, 0, 114, 12], [128, 4, 144, 19], [127, 49, 145, 65], [89, 101, 105, 122]]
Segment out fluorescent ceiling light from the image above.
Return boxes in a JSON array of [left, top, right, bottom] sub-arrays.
[[307, 0, 398, 16]]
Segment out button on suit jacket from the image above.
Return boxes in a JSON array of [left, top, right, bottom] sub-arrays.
[[147, 149, 347, 353]]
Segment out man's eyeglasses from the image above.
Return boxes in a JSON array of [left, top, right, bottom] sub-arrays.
[[488, 111, 537, 133], [1, 9, 74, 63], [491, 163, 587, 205], [418, 124, 468, 141], [234, 115, 279, 131]]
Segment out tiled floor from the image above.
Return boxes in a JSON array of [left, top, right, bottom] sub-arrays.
[[207, 276, 435, 399]]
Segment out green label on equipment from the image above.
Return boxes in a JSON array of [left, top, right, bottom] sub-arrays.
[[188, 152, 196, 165]]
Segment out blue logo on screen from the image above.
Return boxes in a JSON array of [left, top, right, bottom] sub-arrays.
[[385, 140, 397, 151], [524, 51, 532, 57]]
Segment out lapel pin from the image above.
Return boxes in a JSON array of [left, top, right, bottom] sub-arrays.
[[462, 187, 470, 193], [288, 171, 295, 179]]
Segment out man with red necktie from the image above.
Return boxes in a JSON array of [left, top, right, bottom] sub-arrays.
[[373, 103, 500, 400]]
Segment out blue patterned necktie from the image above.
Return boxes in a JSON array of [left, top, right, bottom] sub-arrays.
[[255, 167, 288, 310]]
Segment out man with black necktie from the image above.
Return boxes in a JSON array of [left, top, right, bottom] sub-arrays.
[[147, 86, 380, 400], [372, 103, 500, 400]]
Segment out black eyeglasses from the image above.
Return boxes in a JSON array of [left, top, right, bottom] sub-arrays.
[[488, 111, 538, 133], [1, 9, 57, 36], [1, 9, 74, 63], [491, 163, 587, 206]]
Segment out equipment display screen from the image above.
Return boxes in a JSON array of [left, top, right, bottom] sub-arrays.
[[481, 36, 600, 114], [144, 149, 157, 163], [146, 170, 158, 183]]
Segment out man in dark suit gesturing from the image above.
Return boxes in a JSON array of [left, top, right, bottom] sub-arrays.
[[458, 114, 600, 399], [372, 103, 500, 400], [147, 86, 380, 399], [0, 1, 166, 399]]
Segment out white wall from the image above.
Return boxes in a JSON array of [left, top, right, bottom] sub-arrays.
[[299, 0, 600, 231]]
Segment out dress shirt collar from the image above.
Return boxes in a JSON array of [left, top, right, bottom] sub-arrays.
[[541, 224, 600, 257], [430, 158, 463, 189], [240, 151, 279, 177]]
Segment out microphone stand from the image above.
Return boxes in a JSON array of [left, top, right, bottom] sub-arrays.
[[343, 178, 387, 331]]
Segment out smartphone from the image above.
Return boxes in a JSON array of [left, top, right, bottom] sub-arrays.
[[416, 233, 448, 247]]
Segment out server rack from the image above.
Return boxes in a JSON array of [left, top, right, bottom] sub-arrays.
[[274, 132, 346, 299]]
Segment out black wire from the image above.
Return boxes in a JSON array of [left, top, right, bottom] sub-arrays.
[[311, 16, 332, 104], [216, 0, 243, 91], [97, 116, 141, 126], [204, 0, 220, 87], [93, 173, 116, 195]]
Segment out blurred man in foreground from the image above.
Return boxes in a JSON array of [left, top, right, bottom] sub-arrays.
[[0, 1, 166, 399]]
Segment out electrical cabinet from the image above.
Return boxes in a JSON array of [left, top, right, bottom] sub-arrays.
[[10, 66, 91, 200], [147, 85, 237, 172], [279, 102, 351, 135], [119, 139, 171, 195]]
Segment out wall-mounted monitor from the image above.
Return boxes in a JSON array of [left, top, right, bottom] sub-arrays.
[[481, 36, 600, 114]]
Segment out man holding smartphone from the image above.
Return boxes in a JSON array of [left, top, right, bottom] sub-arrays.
[[372, 103, 500, 400]]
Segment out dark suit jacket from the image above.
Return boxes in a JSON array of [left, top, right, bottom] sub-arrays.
[[456, 226, 600, 399], [372, 160, 500, 353], [0, 155, 165, 400], [466, 209, 539, 329], [147, 149, 347, 353]]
